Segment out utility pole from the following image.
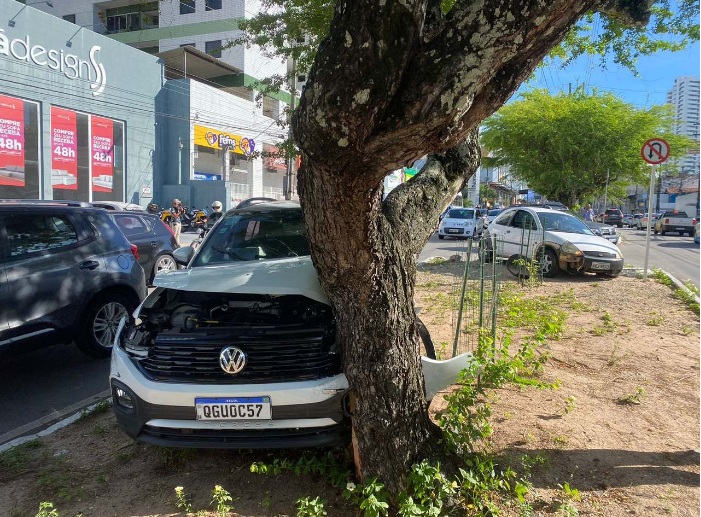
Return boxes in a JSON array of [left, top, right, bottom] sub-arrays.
[[285, 57, 297, 201], [602, 168, 609, 211], [178, 137, 183, 185]]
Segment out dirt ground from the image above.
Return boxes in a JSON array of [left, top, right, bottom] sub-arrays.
[[0, 267, 698, 517]]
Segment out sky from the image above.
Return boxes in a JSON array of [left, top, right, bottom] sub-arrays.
[[518, 40, 700, 108]]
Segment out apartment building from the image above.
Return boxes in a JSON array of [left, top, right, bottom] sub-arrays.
[[666, 76, 700, 176]]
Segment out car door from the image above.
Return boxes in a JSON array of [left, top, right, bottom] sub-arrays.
[[486, 210, 514, 258], [1, 211, 106, 340], [505, 209, 541, 259], [111, 213, 154, 270]]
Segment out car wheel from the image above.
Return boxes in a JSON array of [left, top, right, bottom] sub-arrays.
[[76, 293, 135, 358], [479, 239, 493, 263], [438, 235, 445, 240], [540, 248, 560, 278], [152, 254, 177, 282]]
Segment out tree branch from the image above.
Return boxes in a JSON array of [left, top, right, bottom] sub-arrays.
[[383, 129, 481, 254]]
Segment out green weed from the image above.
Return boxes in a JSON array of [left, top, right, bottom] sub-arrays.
[[563, 395, 576, 415], [0, 439, 43, 471], [35, 502, 60, 517], [211, 485, 234, 517], [174, 486, 194, 513], [296, 496, 327, 516], [618, 386, 646, 405]]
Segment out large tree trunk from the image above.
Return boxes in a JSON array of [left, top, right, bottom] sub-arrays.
[[292, 0, 652, 495]]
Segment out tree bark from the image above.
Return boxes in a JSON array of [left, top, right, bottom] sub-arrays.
[[292, 0, 653, 495]]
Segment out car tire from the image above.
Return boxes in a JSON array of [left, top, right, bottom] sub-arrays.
[[152, 254, 177, 283], [479, 239, 493, 263], [540, 248, 560, 278], [76, 292, 136, 358], [438, 235, 445, 240]]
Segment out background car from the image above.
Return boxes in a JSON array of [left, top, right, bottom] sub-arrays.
[[438, 207, 480, 239], [483, 206, 624, 278], [694, 222, 700, 244], [107, 211, 179, 285], [0, 201, 146, 358], [597, 208, 624, 227], [91, 201, 146, 211], [636, 213, 660, 230]]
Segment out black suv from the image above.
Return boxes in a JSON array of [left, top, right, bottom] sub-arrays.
[[599, 208, 624, 228], [0, 202, 147, 357]]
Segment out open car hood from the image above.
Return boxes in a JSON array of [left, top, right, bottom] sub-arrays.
[[153, 256, 330, 304]]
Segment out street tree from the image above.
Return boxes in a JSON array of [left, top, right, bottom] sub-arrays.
[[480, 88, 694, 206], [236, 0, 699, 495]]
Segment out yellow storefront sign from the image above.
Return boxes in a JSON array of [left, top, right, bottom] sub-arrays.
[[193, 124, 256, 156]]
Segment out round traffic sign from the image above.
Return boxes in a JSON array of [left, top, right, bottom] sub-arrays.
[[641, 138, 670, 165]]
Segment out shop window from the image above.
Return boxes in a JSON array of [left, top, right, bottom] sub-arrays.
[[205, 0, 222, 10], [180, 0, 196, 14], [63, 14, 76, 23], [0, 94, 40, 200], [205, 40, 222, 58]]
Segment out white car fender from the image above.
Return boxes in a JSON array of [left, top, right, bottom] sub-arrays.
[[421, 353, 477, 400]]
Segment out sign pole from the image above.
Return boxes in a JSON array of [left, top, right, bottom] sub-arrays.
[[642, 164, 656, 280], [639, 138, 670, 281]]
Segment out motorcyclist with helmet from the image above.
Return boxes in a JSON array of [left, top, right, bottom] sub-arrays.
[[208, 201, 224, 225]]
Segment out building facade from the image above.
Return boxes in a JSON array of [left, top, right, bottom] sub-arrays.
[[11, 0, 292, 209], [666, 76, 700, 177], [0, 0, 162, 204]]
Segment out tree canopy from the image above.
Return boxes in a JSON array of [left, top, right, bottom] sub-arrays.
[[480, 89, 694, 206]]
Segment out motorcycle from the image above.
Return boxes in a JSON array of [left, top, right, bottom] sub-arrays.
[[182, 206, 208, 232]]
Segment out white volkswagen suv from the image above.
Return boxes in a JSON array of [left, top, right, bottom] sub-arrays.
[[110, 201, 470, 448]]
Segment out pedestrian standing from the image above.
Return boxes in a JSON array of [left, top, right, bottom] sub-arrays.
[[171, 198, 184, 244], [582, 203, 595, 222]]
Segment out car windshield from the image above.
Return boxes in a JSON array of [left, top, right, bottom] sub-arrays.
[[191, 209, 310, 266], [537, 212, 594, 235], [447, 209, 474, 219]]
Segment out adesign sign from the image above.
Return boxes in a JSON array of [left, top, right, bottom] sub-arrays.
[[0, 30, 107, 96]]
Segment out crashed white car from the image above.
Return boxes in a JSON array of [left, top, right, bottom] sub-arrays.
[[483, 205, 624, 278], [110, 201, 471, 448]]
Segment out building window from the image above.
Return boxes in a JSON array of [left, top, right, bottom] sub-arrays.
[[63, 14, 76, 23], [180, 0, 196, 14], [205, 0, 222, 10], [205, 40, 222, 58]]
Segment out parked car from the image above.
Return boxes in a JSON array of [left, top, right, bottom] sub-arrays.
[[438, 207, 481, 239], [653, 210, 697, 236], [485, 208, 503, 224], [107, 211, 179, 285], [0, 201, 146, 357], [91, 201, 145, 211], [636, 213, 660, 230], [110, 201, 472, 448], [597, 208, 624, 228], [482, 206, 623, 278]]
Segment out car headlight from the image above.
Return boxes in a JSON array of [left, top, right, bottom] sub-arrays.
[[561, 240, 582, 255]]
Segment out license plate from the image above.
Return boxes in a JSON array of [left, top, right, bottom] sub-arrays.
[[675, 227, 685, 231], [195, 396, 272, 420], [447, 229, 460, 233], [591, 262, 610, 270]]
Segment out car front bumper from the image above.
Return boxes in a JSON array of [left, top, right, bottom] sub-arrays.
[[110, 344, 351, 448], [558, 252, 624, 275]]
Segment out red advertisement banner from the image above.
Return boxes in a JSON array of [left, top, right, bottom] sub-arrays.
[[263, 144, 287, 172], [0, 94, 26, 187], [51, 107, 78, 190], [91, 115, 114, 192]]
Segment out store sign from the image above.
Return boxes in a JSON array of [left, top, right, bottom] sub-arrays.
[[194, 124, 255, 156], [91, 116, 114, 192], [0, 93, 25, 187], [263, 144, 287, 172], [0, 30, 107, 96], [50, 106, 78, 190], [193, 172, 222, 181]]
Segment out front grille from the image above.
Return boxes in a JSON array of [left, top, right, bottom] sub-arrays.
[[138, 324, 339, 384], [584, 252, 617, 259]]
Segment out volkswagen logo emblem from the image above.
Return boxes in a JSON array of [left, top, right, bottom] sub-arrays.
[[219, 346, 246, 375]]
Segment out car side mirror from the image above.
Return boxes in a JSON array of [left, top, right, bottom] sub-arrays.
[[173, 246, 195, 265]]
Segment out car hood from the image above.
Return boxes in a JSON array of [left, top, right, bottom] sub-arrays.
[[550, 232, 621, 254], [152, 256, 330, 304]]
